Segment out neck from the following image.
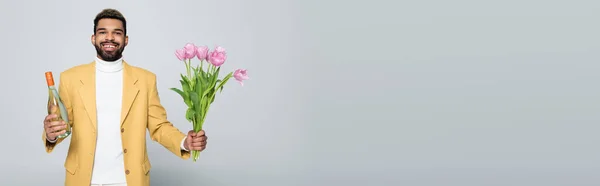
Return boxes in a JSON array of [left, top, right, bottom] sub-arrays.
[[95, 56, 124, 73]]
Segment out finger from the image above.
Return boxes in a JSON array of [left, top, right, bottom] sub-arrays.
[[44, 114, 57, 123], [48, 121, 67, 131], [192, 136, 206, 142], [49, 124, 66, 132], [46, 123, 65, 130], [54, 130, 66, 136], [45, 125, 55, 133], [192, 137, 206, 143], [44, 115, 55, 125], [196, 130, 205, 136], [186, 138, 193, 148], [45, 114, 57, 120], [191, 141, 206, 147], [48, 130, 66, 139], [46, 120, 64, 128], [47, 129, 64, 136], [47, 129, 63, 138]]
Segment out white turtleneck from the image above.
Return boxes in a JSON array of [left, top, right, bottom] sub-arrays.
[[91, 56, 127, 184]]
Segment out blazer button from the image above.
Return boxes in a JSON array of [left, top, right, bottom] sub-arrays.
[[121, 128, 125, 133], [125, 170, 130, 175], [123, 149, 127, 153]]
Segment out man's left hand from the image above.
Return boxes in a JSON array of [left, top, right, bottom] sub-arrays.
[[184, 130, 207, 151]]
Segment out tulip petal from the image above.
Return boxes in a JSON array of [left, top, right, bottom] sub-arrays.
[[175, 48, 186, 61]]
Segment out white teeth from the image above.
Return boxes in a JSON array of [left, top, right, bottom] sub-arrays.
[[103, 45, 115, 48]]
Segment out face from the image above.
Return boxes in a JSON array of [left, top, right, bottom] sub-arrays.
[[91, 18, 128, 61]]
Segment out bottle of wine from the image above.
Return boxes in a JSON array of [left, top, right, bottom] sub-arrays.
[[45, 71, 71, 138]]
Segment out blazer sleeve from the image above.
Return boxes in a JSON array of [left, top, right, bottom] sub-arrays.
[[146, 73, 190, 159], [43, 72, 74, 153]]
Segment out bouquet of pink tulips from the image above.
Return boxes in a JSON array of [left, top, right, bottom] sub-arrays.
[[171, 43, 249, 162]]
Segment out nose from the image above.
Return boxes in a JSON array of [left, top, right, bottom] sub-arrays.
[[105, 33, 115, 41]]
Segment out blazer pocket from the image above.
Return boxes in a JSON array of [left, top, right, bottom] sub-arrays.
[[64, 154, 79, 175], [141, 159, 152, 175]]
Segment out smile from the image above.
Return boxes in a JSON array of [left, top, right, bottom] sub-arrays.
[[102, 43, 118, 51]]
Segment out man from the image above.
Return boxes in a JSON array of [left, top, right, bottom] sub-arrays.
[[42, 8, 207, 186]]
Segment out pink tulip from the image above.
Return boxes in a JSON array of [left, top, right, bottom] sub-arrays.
[[233, 69, 249, 86], [208, 46, 227, 66], [196, 46, 209, 61], [183, 43, 197, 59], [175, 48, 186, 61]]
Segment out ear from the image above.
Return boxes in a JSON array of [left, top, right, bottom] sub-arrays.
[[124, 35, 129, 47], [91, 34, 96, 45]]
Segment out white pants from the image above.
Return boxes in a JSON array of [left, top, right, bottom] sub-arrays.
[[90, 183, 127, 186]]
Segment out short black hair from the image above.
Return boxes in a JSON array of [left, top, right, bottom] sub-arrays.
[[93, 8, 127, 35]]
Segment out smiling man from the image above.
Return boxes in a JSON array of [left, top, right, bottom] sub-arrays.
[[41, 8, 207, 186]]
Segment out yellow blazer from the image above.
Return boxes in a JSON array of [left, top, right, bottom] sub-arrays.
[[42, 61, 190, 186]]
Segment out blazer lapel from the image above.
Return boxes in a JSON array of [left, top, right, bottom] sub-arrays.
[[78, 62, 97, 132], [121, 61, 139, 127]]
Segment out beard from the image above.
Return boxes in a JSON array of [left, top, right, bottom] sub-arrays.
[[94, 41, 125, 61]]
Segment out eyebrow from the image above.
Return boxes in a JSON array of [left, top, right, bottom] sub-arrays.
[[96, 28, 124, 32]]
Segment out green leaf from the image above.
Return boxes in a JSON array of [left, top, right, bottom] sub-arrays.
[[200, 65, 207, 76], [210, 91, 217, 103], [202, 81, 214, 97], [195, 67, 205, 92], [195, 73, 205, 99], [170, 87, 186, 100], [215, 72, 233, 93], [189, 91, 199, 104], [197, 67, 215, 97], [180, 78, 192, 107], [181, 73, 194, 90], [185, 108, 195, 122], [170, 87, 192, 107], [214, 79, 222, 94], [201, 94, 210, 120], [180, 73, 192, 92], [180, 73, 189, 84], [212, 67, 221, 84], [194, 97, 204, 131], [180, 80, 190, 93]]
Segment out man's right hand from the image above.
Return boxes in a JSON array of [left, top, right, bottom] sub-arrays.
[[44, 114, 66, 141]]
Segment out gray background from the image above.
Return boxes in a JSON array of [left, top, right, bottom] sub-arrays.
[[0, 0, 599, 185]]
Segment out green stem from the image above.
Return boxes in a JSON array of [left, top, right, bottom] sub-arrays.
[[186, 60, 191, 79], [201, 104, 210, 128], [200, 59, 204, 72], [192, 116, 196, 131], [192, 115, 203, 162]]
